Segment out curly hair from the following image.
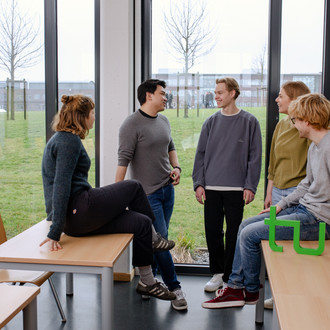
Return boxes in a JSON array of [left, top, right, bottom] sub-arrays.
[[289, 93, 330, 130], [52, 94, 95, 139]]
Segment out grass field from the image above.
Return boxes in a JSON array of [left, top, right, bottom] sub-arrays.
[[0, 107, 267, 251]]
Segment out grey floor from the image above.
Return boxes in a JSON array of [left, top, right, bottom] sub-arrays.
[[3, 272, 274, 330]]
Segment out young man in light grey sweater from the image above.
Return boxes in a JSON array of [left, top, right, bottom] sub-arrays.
[[202, 93, 330, 309], [116, 79, 187, 311], [193, 77, 262, 292]]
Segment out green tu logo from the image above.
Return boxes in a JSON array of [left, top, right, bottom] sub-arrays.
[[264, 206, 325, 255]]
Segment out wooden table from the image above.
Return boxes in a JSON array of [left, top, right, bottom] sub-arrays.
[[0, 284, 40, 329], [256, 240, 330, 329], [0, 220, 133, 330]]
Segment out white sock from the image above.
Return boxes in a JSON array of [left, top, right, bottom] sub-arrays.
[[138, 266, 156, 286]]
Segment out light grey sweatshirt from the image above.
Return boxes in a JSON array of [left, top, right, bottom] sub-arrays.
[[278, 131, 330, 225], [118, 110, 175, 195]]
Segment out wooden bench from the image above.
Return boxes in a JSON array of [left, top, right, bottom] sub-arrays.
[[256, 240, 330, 329], [0, 220, 133, 330], [0, 284, 40, 329]]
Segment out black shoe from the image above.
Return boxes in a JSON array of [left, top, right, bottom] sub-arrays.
[[152, 233, 175, 252], [136, 280, 176, 300]]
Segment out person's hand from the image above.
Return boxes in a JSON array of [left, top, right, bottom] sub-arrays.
[[40, 237, 62, 251], [170, 168, 181, 185], [259, 204, 282, 215], [243, 189, 255, 205], [264, 193, 272, 209], [195, 186, 206, 205]]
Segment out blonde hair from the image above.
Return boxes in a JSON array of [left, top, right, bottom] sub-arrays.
[[281, 81, 310, 100], [288, 93, 330, 130], [215, 77, 240, 99], [52, 94, 95, 139]]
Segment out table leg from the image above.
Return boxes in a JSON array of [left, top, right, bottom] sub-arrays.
[[255, 247, 265, 324], [66, 273, 74, 296], [23, 297, 38, 330], [101, 267, 114, 330]]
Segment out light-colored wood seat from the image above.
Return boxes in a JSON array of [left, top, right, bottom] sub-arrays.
[[0, 214, 66, 322], [0, 284, 40, 329]]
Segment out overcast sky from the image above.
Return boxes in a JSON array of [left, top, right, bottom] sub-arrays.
[[0, 0, 325, 82]]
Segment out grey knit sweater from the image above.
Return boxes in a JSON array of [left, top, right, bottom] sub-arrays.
[[118, 110, 175, 195], [42, 131, 91, 241]]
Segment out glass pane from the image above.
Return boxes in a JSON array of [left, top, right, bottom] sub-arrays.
[[152, 0, 269, 264], [57, 0, 95, 186], [280, 0, 324, 90], [0, 0, 45, 237]]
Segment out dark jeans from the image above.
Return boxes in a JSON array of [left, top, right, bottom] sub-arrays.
[[204, 190, 244, 283], [147, 184, 181, 291], [64, 180, 154, 267]]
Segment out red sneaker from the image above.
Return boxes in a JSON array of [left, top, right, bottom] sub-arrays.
[[244, 289, 259, 305], [202, 287, 245, 309]]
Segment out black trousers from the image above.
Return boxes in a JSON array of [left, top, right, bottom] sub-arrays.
[[204, 190, 244, 283], [64, 180, 154, 267]]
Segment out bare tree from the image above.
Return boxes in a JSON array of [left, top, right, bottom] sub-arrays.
[[252, 42, 268, 107], [252, 42, 267, 87], [164, 0, 216, 117], [0, 0, 42, 119]]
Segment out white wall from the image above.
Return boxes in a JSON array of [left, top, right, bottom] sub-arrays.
[[100, 0, 135, 185], [100, 0, 139, 275]]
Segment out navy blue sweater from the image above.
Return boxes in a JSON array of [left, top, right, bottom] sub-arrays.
[[42, 132, 92, 241]]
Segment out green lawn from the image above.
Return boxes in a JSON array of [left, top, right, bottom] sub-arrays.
[[0, 107, 267, 252]]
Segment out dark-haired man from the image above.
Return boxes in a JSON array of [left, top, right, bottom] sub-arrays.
[[116, 79, 187, 311]]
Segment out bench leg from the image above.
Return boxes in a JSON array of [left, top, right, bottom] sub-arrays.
[[66, 273, 74, 296], [255, 247, 265, 324], [101, 267, 114, 330], [23, 296, 38, 330], [272, 305, 280, 329]]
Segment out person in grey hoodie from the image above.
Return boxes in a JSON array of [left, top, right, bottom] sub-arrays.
[[193, 77, 262, 292]]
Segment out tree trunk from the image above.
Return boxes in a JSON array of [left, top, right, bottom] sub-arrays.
[[10, 84, 15, 120]]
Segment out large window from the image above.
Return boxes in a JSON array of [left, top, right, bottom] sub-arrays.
[[152, 0, 269, 264], [280, 0, 324, 90], [0, 0, 45, 237], [57, 0, 96, 186]]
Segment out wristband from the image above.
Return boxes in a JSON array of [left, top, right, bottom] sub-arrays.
[[173, 166, 182, 173]]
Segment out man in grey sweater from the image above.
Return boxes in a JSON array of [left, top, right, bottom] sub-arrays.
[[202, 93, 330, 309], [193, 77, 262, 292], [116, 79, 187, 311]]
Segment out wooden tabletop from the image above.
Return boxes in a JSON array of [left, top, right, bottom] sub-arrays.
[[0, 284, 40, 328], [0, 220, 133, 267], [262, 240, 330, 329]]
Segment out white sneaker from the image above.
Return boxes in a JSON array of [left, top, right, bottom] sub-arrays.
[[264, 297, 273, 310], [204, 274, 223, 292]]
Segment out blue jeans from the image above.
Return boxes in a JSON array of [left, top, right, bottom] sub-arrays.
[[228, 204, 330, 292], [147, 184, 180, 291], [272, 186, 297, 205]]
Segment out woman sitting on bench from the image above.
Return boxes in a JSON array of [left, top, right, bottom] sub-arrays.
[[40, 94, 176, 301]]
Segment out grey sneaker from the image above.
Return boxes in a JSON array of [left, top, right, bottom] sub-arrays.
[[152, 233, 175, 252], [136, 280, 176, 300], [171, 289, 188, 311]]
